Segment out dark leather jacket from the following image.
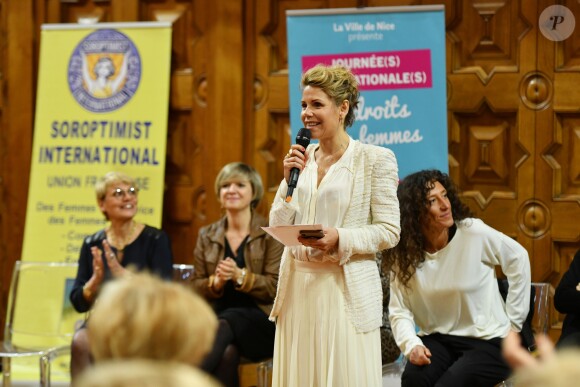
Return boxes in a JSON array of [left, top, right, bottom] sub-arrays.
[[193, 213, 283, 315]]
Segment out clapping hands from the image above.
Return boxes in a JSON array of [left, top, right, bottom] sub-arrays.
[[98, 239, 127, 277], [213, 257, 242, 291], [83, 240, 129, 300]]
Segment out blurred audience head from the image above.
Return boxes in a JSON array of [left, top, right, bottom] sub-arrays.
[[87, 272, 217, 366], [514, 349, 580, 387], [75, 359, 220, 387]]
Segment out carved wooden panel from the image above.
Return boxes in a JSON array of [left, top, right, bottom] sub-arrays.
[[454, 106, 521, 192], [140, 0, 205, 263], [448, 1, 537, 269], [0, 0, 35, 341], [536, 0, 580, 339], [450, 0, 531, 82], [0, 0, 7, 338], [57, 0, 112, 24]]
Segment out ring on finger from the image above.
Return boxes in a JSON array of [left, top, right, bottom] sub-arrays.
[[109, 252, 115, 258]]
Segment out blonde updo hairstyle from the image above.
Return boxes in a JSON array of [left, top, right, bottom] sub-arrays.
[[87, 273, 217, 366], [214, 162, 264, 209], [75, 359, 220, 387], [301, 64, 360, 128]]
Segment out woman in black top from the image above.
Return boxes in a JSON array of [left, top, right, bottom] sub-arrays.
[[554, 249, 580, 348], [69, 171, 173, 379]]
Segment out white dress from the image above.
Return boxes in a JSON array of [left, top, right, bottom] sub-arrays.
[[271, 140, 383, 387]]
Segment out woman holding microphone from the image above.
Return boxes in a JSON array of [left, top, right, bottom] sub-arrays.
[[269, 64, 401, 386]]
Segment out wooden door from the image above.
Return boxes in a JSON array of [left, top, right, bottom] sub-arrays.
[[245, 0, 580, 341], [446, 1, 538, 260], [535, 0, 580, 340]]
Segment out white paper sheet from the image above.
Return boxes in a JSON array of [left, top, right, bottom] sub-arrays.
[[261, 224, 323, 246]]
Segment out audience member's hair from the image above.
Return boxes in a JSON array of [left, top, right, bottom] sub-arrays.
[[75, 359, 220, 387], [514, 349, 580, 387], [87, 272, 217, 366]]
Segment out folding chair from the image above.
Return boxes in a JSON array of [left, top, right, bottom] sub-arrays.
[[495, 282, 552, 387], [0, 261, 85, 387]]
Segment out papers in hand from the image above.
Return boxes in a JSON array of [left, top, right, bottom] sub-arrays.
[[261, 224, 323, 246]]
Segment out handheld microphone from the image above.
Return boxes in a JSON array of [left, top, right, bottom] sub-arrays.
[[285, 128, 311, 203]]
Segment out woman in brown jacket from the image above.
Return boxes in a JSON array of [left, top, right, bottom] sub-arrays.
[[193, 162, 283, 387]]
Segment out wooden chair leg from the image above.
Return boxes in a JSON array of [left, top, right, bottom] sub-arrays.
[[238, 361, 259, 387], [238, 358, 273, 387], [257, 359, 273, 387]]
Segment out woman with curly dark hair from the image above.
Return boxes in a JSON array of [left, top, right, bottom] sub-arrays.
[[384, 169, 531, 387]]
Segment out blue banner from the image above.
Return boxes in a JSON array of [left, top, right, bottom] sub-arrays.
[[287, 6, 447, 178]]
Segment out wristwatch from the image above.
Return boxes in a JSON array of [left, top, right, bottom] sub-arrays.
[[236, 268, 246, 286]]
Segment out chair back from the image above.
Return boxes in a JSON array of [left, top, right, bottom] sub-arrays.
[[4, 261, 84, 350], [172, 264, 195, 285], [530, 282, 551, 335], [497, 280, 552, 351]]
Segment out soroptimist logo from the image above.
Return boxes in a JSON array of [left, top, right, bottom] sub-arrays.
[[68, 29, 141, 113]]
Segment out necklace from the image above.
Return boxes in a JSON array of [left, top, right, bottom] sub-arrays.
[[107, 220, 137, 257], [317, 140, 349, 175]]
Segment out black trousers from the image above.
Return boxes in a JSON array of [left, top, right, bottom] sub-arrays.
[[219, 306, 275, 360], [401, 333, 511, 387]]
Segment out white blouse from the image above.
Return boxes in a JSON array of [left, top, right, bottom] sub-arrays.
[[291, 139, 354, 262], [270, 139, 401, 331], [389, 218, 531, 356]]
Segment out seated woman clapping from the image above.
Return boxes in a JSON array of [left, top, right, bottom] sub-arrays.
[[69, 171, 173, 380], [193, 162, 283, 387]]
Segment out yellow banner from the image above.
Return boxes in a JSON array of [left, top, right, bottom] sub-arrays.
[[22, 22, 172, 262]]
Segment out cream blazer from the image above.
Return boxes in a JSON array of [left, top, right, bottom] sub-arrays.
[[269, 140, 400, 332]]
